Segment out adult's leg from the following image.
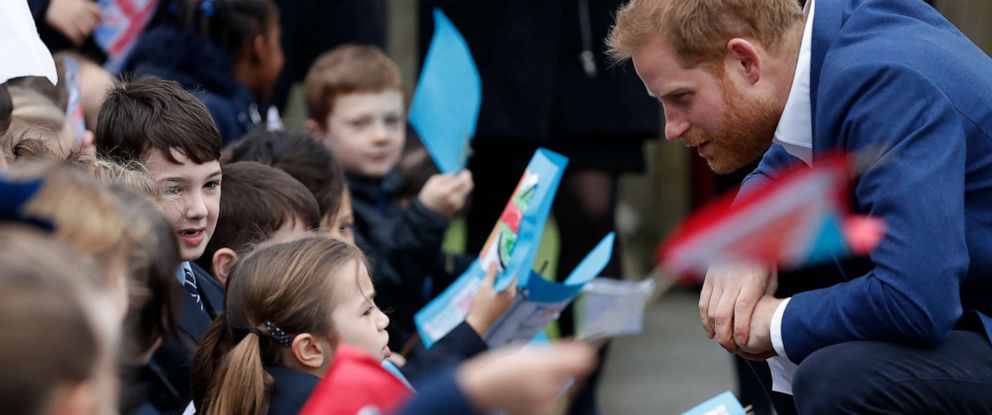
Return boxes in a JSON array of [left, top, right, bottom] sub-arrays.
[[736, 356, 776, 415], [744, 359, 800, 415], [792, 330, 992, 414], [553, 169, 621, 279], [552, 169, 620, 415]]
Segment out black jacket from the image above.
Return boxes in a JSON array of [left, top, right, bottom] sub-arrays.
[[420, 0, 660, 171], [347, 171, 450, 351], [264, 321, 485, 414], [146, 262, 224, 413], [271, 0, 387, 110], [399, 321, 487, 388], [127, 26, 260, 144], [266, 367, 321, 415]]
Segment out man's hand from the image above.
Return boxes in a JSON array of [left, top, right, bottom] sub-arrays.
[[699, 264, 777, 353], [46, 0, 100, 45], [418, 170, 474, 217], [735, 295, 785, 360]]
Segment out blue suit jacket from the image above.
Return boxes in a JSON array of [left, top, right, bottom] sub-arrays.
[[742, 0, 992, 363]]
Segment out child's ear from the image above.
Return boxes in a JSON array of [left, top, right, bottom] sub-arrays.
[[211, 248, 239, 286], [290, 333, 332, 369], [245, 34, 267, 65], [50, 382, 96, 415], [305, 118, 326, 138]]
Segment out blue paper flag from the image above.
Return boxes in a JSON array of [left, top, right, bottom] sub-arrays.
[[408, 8, 482, 174], [681, 391, 748, 415]]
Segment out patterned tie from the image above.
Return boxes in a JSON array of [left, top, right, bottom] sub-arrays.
[[183, 267, 204, 312]]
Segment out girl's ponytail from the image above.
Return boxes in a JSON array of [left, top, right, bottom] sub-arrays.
[[192, 315, 231, 411], [202, 324, 273, 415]]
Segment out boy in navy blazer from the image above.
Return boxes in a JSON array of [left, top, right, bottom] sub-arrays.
[[95, 76, 225, 412], [611, 0, 992, 412]]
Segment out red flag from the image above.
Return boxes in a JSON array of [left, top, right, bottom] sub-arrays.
[[300, 344, 412, 415], [658, 154, 884, 278]]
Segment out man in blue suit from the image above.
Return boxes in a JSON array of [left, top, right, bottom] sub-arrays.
[[610, 0, 992, 413]]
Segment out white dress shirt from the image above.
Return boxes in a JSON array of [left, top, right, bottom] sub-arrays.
[[766, 0, 816, 395]]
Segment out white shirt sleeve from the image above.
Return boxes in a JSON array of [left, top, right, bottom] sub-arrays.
[[771, 297, 793, 361]]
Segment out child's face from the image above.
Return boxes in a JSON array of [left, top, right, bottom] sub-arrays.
[[266, 216, 311, 246], [145, 148, 222, 261], [322, 188, 355, 245], [321, 91, 405, 178], [255, 11, 284, 104], [330, 259, 391, 361]]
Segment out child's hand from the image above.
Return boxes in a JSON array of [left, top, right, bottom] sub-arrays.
[[457, 341, 597, 415], [418, 171, 474, 217], [46, 0, 100, 45], [466, 264, 516, 336]]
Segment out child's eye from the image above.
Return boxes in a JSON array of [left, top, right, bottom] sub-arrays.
[[350, 119, 371, 129], [204, 180, 221, 190], [384, 115, 402, 126], [339, 223, 354, 234], [362, 306, 374, 316], [161, 185, 182, 195]]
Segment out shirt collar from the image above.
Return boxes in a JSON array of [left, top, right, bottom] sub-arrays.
[[175, 261, 194, 285], [772, 0, 816, 165]]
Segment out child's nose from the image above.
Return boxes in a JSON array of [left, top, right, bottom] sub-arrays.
[[370, 122, 389, 143], [376, 309, 390, 330], [185, 190, 208, 220]]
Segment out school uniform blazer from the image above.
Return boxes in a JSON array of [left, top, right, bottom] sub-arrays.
[[176, 262, 225, 343], [265, 364, 478, 415], [266, 367, 321, 415], [742, 0, 992, 363], [400, 321, 488, 388], [145, 262, 226, 412]]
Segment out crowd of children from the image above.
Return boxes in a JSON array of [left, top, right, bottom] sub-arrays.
[[0, 0, 599, 414]]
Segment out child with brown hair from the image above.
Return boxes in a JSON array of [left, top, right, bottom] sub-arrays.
[[108, 189, 184, 414], [194, 235, 593, 415], [0, 226, 120, 415], [15, 162, 137, 318], [222, 130, 353, 243], [95, 76, 225, 412], [196, 161, 321, 285], [303, 44, 474, 351]]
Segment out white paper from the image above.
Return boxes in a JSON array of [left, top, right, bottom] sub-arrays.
[[0, 0, 57, 84], [484, 290, 573, 347], [576, 278, 655, 341]]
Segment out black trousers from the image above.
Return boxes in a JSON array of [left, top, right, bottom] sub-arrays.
[[747, 330, 992, 414]]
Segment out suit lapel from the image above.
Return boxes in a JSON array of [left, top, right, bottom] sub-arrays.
[[809, 0, 845, 156]]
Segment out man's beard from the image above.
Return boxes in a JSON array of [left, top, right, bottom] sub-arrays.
[[685, 77, 782, 174]]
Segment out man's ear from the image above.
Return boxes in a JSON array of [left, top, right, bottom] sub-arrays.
[[725, 38, 762, 84], [290, 333, 332, 369], [212, 248, 239, 286]]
